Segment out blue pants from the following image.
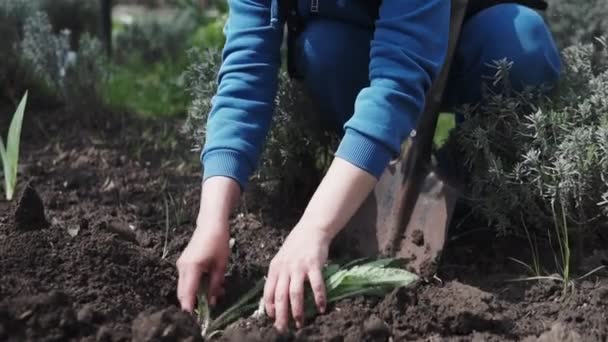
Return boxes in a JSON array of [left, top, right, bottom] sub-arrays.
[[293, 4, 562, 130]]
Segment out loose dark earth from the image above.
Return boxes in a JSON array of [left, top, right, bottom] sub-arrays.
[[1, 110, 607, 341]]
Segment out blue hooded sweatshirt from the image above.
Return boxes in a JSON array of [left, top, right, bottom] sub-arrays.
[[201, 0, 450, 189]]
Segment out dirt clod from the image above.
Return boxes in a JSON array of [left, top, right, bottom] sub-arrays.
[[524, 323, 583, 342], [131, 306, 202, 342], [0, 291, 90, 341], [76, 305, 102, 324], [411, 229, 424, 246], [13, 181, 47, 231]]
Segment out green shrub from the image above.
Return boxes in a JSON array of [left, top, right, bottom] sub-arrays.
[[103, 56, 190, 117], [20, 12, 107, 110], [190, 13, 227, 49], [39, 0, 102, 48], [0, 0, 41, 102], [546, 0, 608, 47], [0, 0, 106, 109], [456, 39, 608, 240], [113, 11, 197, 64]]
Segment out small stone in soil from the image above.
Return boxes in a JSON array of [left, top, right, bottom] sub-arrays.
[[14, 181, 48, 231], [364, 315, 390, 339], [76, 304, 102, 324]]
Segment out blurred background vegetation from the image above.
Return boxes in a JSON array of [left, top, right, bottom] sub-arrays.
[[0, 0, 228, 118], [1, 0, 608, 235], [2, 0, 606, 118]]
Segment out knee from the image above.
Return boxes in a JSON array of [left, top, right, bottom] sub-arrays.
[[463, 5, 561, 91]]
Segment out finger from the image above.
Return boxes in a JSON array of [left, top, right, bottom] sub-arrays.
[[308, 269, 327, 314], [263, 265, 279, 318], [274, 274, 291, 332], [289, 272, 305, 329], [208, 262, 226, 307], [176, 263, 205, 313]]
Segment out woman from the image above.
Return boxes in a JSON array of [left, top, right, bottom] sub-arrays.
[[176, 0, 561, 332]]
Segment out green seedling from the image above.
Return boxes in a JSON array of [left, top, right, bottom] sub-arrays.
[[161, 196, 171, 259], [508, 199, 606, 295], [196, 277, 265, 339], [196, 258, 418, 338], [1, 91, 28, 201], [508, 213, 544, 278], [196, 279, 211, 337]]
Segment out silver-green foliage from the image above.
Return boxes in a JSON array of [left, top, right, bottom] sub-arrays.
[[20, 12, 106, 109], [546, 0, 608, 47], [114, 12, 197, 64], [0, 0, 41, 98], [457, 39, 608, 237], [0, 0, 105, 107]]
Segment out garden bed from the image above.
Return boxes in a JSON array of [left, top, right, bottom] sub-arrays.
[[1, 110, 607, 341]]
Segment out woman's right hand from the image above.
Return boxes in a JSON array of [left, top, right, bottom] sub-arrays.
[[176, 222, 230, 312], [176, 177, 241, 312]]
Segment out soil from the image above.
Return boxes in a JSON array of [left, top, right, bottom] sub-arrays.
[[1, 108, 608, 341]]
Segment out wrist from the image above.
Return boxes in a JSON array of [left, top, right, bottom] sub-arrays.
[[295, 158, 378, 244], [195, 215, 229, 233], [195, 175, 241, 228], [192, 219, 229, 243], [294, 217, 336, 244]]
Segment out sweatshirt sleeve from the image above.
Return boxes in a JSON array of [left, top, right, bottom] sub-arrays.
[[201, 0, 284, 190], [334, 0, 450, 178]]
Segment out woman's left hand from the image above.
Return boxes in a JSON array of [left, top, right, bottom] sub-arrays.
[[263, 157, 379, 332], [263, 223, 330, 332]]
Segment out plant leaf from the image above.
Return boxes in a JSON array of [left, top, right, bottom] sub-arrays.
[[208, 278, 265, 333], [340, 257, 372, 270], [196, 292, 211, 337], [322, 263, 341, 279], [325, 269, 348, 292], [364, 258, 401, 268], [339, 265, 418, 288], [3, 91, 28, 200], [328, 286, 391, 303], [0, 138, 8, 198], [196, 277, 211, 337]]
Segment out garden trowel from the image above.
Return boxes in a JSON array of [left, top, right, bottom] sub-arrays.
[[339, 0, 469, 278]]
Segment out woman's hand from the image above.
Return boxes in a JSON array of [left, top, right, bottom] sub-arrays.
[[176, 177, 241, 312], [176, 222, 230, 311], [263, 224, 330, 331], [264, 158, 378, 332]]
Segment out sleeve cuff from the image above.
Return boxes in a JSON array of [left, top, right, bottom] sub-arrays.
[[202, 150, 253, 190], [334, 129, 395, 179]]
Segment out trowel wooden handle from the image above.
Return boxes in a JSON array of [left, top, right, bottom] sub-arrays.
[[404, 0, 469, 167]]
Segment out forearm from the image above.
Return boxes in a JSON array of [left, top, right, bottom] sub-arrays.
[[298, 158, 377, 240], [194, 177, 241, 235]]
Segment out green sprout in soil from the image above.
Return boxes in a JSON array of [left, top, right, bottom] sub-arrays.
[[195, 258, 418, 338], [1, 91, 28, 201], [509, 199, 606, 295]]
